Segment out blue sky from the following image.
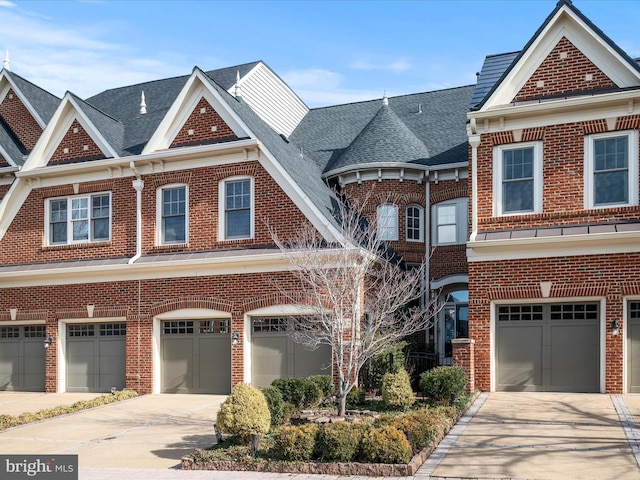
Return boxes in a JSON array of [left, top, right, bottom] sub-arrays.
[[1, 0, 639, 107]]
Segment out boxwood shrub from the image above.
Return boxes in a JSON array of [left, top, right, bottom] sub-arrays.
[[272, 423, 318, 461], [419, 366, 467, 403]]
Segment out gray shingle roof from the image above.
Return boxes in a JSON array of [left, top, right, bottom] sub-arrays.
[[289, 86, 474, 174], [85, 62, 260, 156], [327, 103, 430, 172], [6, 70, 60, 124], [0, 119, 25, 166], [71, 93, 124, 158], [470, 52, 519, 110]]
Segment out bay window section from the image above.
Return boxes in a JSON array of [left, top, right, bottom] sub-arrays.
[[377, 203, 398, 241]]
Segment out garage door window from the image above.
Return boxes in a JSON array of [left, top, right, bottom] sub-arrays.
[[550, 303, 598, 320], [69, 324, 95, 336], [24, 326, 46, 337], [99, 323, 126, 336], [1, 327, 19, 338], [163, 321, 195, 334], [253, 317, 288, 332], [498, 305, 543, 321]]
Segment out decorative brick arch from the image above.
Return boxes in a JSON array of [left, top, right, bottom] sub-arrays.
[[150, 296, 234, 316], [242, 292, 316, 313]]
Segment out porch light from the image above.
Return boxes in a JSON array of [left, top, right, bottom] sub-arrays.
[[232, 331, 240, 345], [44, 337, 53, 349], [611, 320, 620, 336]]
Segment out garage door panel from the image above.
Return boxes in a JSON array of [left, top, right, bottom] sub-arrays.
[[198, 338, 231, 394], [67, 340, 95, 392], [161, 320, 231, 394], [497, 325, 543, 390], [497, 303, 599, 392], [0, 342, 20, 390], [293, 342, 332, 378], [253, 336, 288, 388], [0, 326, 46, 392], [97, 339, 126, 391]]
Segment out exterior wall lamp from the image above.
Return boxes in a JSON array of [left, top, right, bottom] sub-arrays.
[[232, 331, 240, 345], [611, 320, 620, 336], [44, 337, 53, 348]]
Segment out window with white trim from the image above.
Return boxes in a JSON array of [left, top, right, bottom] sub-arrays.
[[432, 197, 468, 245], [377, 203, 398, 241], [46, 192, 111, 245], [406, 204, 424, 242], [219, 177, 254, 240], [584, 130, 638, 209], [493, 142, 543, 216], [157, 185, 187, 245]]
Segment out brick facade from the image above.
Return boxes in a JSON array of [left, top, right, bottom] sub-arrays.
[[171, 97, 238, 148], [0, 88, 43, 151], [49, 120, 105, 164]]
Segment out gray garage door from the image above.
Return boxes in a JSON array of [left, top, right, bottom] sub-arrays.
[[628, 302, 640, 393], [161, 320, 231, 394], [67, 323, 126, 393], [0, 325, 46, 392], [496, 303, 599, 392], [252, 317, 332, 388]]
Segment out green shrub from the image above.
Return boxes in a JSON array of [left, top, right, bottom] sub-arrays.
[[216, 383, 271, 443], [388, 408, 440, 453], [271, 377, 323, 409], [307, 375, 334, 397], [272, 423, 318, 461], [381, 368, 415, 410], [419, 366, 467, 403], [346, 386, 365, 408], [361, 343, 406, 392], [317, 422, 362, 462], [359, 425, 411, 464], [261, 386, 285, 427]]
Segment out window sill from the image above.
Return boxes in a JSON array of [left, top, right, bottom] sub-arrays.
[[42, 241, 111, 251]]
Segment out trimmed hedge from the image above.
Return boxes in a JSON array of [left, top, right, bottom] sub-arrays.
[[270, 378, 323, 409], [419, 366, 467, 403], [381, 368, 415, 410], [360, 425, 412, 464], [272, 423, 318, 461], [260, 386, 285, 427], [317, 421, 363, 462], [216, 383, 271, 443]]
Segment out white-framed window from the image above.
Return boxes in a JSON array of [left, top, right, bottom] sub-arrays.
[[432, 197, 468, 245], [406, 204, 424, 242], [219, 176, 254, 240], [493, 141, 543, 216], [45, 192, 111, 245], [157, 184, 188, 245], [377, 203, 398, 241], [584, 130, 638, 209]]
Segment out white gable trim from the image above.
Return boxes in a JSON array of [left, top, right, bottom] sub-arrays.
[[483, 6, 640, 110], [143, 69, 249, 154], [22, 94, 119, 171]]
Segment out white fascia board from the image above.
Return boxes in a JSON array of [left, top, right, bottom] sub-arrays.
[[16, 138, 260, 185], [1, 73, 47, 128], [469, 89, 640, 133], [483, 7, 640, 110], [256, 144, 343, 244], [143, 69, 250, 154], [325, 162, 468, 178], [466, 230, 640, 262], [0, 251, 294, 288], [0, 144, 19, 167]]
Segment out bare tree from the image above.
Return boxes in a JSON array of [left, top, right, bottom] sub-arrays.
[[272, 195, 438, 416]]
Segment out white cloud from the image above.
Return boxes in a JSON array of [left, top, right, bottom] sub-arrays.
[[0, 1, 16, 8]]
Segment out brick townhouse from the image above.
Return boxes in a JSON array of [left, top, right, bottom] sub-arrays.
[[2, 0, 633, 397], [0, 50, 469, 393], [466, 0, 640, 393]]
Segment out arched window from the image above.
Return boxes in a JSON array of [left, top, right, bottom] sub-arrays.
[[377, 203, 398, 241], [406, 204, 424, 242]]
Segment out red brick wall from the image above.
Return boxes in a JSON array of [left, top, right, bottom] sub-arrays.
[[0, 271, 308, 393], [1, 160, 310, 264], [49, 120, 105, 164], [469, 253, 640, 393], [475, 118, 640, 232], [0, 88, 43, 151], [0, 184, 10, 201], [171, 97, 238, 147], [514, 37, 616, 102], [0, 153, 10, 167]]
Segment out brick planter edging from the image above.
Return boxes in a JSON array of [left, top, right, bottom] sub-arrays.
[[181, 435, 442, 476]]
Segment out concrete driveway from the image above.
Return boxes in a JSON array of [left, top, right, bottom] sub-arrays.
[[422, 392, 640, 480], [0, 393, 226, 469]]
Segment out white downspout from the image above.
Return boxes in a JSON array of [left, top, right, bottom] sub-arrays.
[[468, 135, 481, 241], [129, 161, 144, 264], [424, 171, 431, 348]]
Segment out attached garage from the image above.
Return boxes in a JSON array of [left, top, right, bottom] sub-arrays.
[[161, 320, 231, 394], [251, 317, 332, 388], [0, 325, 46, 392], [66, 323, 126, 393], [496, 303, 600, 392], [627, 302, 640, 393]]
